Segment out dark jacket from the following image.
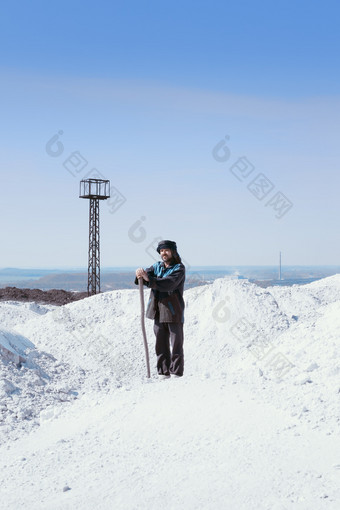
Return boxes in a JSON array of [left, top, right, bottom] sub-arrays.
[[135, 261, 185, 323]]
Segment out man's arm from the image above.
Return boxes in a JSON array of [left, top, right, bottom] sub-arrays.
[[147, 265, 185, 293]]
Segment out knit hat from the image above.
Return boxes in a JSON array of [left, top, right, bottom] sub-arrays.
[[157, 240, 178, 254]]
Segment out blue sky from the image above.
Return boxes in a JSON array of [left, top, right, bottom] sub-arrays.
[[1, 0, 340, 268]]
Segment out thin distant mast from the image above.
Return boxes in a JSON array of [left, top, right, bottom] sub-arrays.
[[279, 251, 282, 280]]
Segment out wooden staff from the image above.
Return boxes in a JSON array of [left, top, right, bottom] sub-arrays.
[[139, 277, 151, 378]]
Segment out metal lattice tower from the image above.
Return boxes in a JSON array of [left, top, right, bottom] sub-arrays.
[[79, 179, 110, 296]]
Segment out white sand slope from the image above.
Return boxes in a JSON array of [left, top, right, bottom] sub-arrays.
[[0, 276, 339, 509]]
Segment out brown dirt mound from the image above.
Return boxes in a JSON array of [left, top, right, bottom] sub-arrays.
[[0, 287, 88, 306]]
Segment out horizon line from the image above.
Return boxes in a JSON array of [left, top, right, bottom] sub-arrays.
[[1, 264, 340, 271]]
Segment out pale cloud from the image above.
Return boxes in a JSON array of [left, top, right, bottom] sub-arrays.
[[1, 67, 339, 125]]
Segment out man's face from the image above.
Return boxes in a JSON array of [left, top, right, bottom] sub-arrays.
[[160, 248, 172, 263]]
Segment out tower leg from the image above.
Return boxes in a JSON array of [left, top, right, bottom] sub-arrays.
[[88, 198, 100, 295]]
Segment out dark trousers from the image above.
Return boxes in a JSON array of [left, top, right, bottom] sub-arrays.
[[153, 319, 184, 376]]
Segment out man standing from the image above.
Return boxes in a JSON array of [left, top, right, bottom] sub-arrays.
[[135, 240, 185, 378]]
